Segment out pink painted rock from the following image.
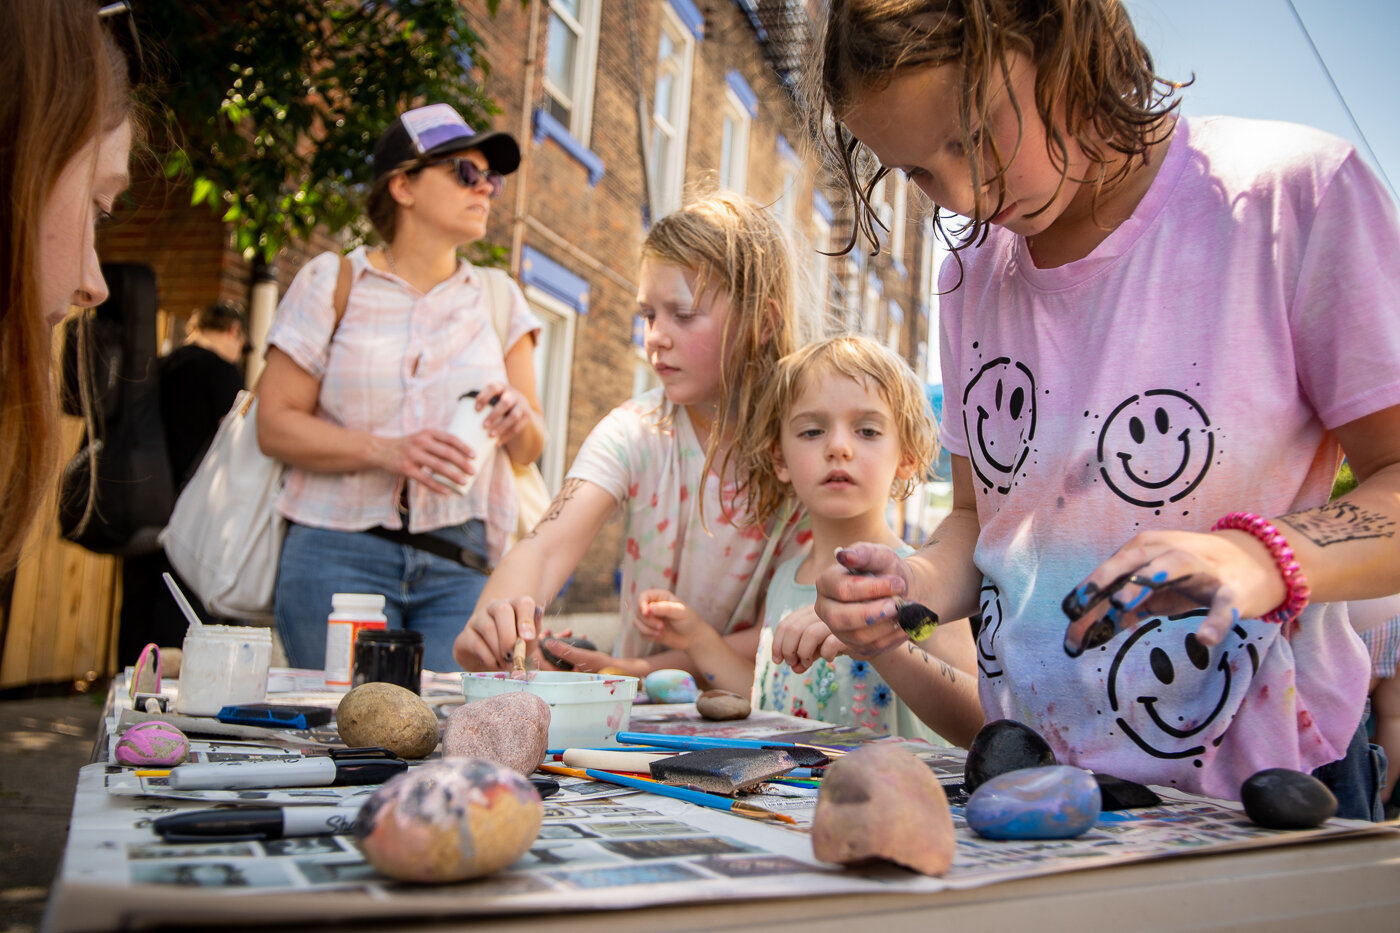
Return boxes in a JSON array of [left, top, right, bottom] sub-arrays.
[[442, 691, 550, 776], [114, 720, 190, 767], [355, 758, 543, 882], [811, 744, 955, 876]]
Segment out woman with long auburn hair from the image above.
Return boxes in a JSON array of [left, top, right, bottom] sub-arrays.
[[0, 0, 139, 570]]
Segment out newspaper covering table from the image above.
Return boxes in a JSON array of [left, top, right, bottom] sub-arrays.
[[43, 671, 1400, 932]]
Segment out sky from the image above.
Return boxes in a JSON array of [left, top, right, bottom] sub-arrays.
[[1123, 0, 1400, 205]]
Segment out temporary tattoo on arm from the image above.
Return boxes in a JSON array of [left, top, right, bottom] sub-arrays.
[[522, 477, 586, 541], [1282, 502, 1397, 547], [904, 642, 961, 684]]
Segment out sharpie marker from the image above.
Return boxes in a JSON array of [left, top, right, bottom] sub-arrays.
[[153, 806, 358, 842], [167, 756, 406, 790]]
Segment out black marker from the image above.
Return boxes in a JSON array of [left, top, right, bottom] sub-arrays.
[[153, 806, 357, 842]]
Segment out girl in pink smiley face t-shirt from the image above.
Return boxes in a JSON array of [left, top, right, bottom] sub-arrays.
[[808, 0, 1400, 816]]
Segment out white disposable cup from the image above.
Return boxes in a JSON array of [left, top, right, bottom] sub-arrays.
[[434, 390, 497, 496]]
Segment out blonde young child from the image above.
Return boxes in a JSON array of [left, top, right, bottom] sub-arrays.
[[637, 337, 980, 740], [452, 193, 810, 677], [810, 0, 1400, 819]]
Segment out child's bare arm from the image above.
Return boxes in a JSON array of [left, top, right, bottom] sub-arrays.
[[868, 619, 984, 748]]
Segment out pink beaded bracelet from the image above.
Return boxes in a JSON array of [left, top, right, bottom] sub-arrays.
[[1210, 511, 1311, 625]]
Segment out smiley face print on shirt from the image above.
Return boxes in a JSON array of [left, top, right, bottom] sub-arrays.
[[1095, 389, 1217, 510], [962, 357, 1038, 495], [1103, 614, 1262, 764]]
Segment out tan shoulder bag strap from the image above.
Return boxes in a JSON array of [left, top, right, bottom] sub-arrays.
[[479, 266, 511, 352], [332, 254, 353, 330]]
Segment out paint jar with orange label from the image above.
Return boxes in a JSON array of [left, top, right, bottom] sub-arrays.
[[323, 593, 387, 689]]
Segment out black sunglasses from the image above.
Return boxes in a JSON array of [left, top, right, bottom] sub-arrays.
[[98, 1, 144, 88], [416, 157, 506, 199]]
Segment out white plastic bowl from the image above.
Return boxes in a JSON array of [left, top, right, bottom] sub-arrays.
[[460, 671, 639, 748]]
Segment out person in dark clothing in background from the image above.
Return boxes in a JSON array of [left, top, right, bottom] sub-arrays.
[[159, 301, 247, 485], [117, 300, 247, 667]]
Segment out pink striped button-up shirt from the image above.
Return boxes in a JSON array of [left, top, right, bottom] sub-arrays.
[[267, 247, 540, 562]]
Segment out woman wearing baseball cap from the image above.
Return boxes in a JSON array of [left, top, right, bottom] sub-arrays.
[[257, 103, 545, 672]]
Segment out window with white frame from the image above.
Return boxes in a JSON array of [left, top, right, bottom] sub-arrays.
[[919, 217, 936, 300], [774, 141, 800, 230], [543, 0, 602, 142], [524, 288, 579, 492], [809, 211, 831, 322], [648, 7, 695, 218], [890, 174, 908, 266], [718, 89, 750, 193], [871, 175, 893, 243]]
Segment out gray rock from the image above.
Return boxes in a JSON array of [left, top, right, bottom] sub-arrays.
[[696, 689, 750, 721]]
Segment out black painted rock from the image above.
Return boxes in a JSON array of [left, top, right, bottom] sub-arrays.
[[1241, 768, 1337, 829], [540, 636, 597, 671], [1095, 772, 1163, 811], [964, 719, 1057, 794]]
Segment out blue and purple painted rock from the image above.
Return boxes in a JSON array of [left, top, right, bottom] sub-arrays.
[[644, 668, 699, 704], [965, 765, 1102, 840], [354, 757, 543, 882], [113, 720, 189, 767]]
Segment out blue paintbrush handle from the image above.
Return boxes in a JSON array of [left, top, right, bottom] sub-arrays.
[[582, 768, 735, 813], [616, 732, 785, 751]]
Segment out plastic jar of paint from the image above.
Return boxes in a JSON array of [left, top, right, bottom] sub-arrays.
[[352, 629, 425, 694], [324, 593, 387, 689], [174, 625, 272, 716]]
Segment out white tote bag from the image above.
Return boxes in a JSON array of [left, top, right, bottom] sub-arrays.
[[159, 390, 286, 619]]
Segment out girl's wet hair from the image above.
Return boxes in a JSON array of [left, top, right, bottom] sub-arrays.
[[739, 335, 937, 528], [641, 192, 803, 522], [815, 0, 1183, 260], [0, 0, 136, 570]]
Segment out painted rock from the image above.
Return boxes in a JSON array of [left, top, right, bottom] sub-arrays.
[[442, 691, 551, 777], [811, 744, 955, 876], [355, 758, 543, 882], [965, 765, 1102, 840], [113, 720, 190, 767], [696, 689, 750, 721], [540, 636, 596, 671], [1241, 768, 1338, 829], [337, 682, 440, 759], [644, 669, 699, 704], [963, 718, 1057, 793]]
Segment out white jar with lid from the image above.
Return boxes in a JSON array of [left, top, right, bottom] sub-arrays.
[[174, 625, 272, 716], [324, 593, 388, 689]]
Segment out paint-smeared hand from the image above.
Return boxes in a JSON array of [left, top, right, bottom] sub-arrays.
[[1061, 528, 1289, 656], [813, 543, 913, 659]]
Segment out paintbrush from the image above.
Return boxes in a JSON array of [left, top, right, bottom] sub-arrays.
[[539, 764, 797, 825], [510, 606, 543, 681], [615, 731, 847, 759]]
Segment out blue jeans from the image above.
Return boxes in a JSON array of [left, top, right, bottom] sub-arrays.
[[1311, 720, 1388, 821], [274, 520, 489, 672]]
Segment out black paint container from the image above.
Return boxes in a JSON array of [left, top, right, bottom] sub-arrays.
[[352, 629, 425, 694]]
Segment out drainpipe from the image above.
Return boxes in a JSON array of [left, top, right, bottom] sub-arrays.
[[509, 0, 543, 277]]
